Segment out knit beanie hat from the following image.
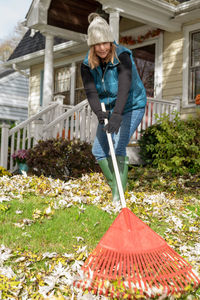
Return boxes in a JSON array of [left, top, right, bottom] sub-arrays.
[[87, 13, 114, 46]]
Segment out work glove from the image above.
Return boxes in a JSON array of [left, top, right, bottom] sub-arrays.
[[96, 111, 109, 124], [103, 112, 122, 134]]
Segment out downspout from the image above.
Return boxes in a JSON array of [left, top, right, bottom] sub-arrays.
[[12, 63, 29, 78]]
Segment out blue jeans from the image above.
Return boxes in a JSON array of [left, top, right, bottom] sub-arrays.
[[92, 108, 145, 161]]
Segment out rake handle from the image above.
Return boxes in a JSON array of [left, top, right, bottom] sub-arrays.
[[101, 103, 126, 208]]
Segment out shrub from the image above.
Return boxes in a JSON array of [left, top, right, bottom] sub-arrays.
[[0, 166, 12, 177], [26, 138, 100, 180], [138, 112, 200, 175]]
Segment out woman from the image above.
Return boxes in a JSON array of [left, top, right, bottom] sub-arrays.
[[81, 13, 147, 203]]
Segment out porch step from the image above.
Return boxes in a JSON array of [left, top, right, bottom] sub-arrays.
[[126, 144, 144, 165]]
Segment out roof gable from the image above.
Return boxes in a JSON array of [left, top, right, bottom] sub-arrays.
[[8, 29, 67, 61]]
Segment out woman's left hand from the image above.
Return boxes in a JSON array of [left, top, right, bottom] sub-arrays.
[[103, 112, 122, 134]]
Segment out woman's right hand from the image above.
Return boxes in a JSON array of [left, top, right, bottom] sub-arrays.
[[96, 111, 109, 124]]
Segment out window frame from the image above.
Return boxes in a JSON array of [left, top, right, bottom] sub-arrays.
[[53, 54, 85, 105], [182, 22, 200, 108], [54, 65, 71, 94]]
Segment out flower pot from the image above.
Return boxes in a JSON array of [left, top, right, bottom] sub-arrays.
[[18, 162, 28, 174]]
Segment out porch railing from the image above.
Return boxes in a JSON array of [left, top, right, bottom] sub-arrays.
[[131, 97, 181, 141], [0, 95, 69, 171], [43, 99, 97, 142], [0, 96, 180, 171]]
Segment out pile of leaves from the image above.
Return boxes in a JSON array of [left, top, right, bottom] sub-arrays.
[[128, 166, 200, 196], [0, 172, 199, 299]]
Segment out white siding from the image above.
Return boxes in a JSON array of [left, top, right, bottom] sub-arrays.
[[0, 71, 28, 122], [162, 31, 183, 100]]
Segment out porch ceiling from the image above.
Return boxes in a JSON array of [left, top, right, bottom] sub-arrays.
[[25, 0, 183, 40], [25, 0, 200, 39], [25, 0, 103, 40], [48, 0, 102, 34]]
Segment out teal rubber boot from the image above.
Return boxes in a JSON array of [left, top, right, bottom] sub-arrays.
[[109, 156, 129, 203]]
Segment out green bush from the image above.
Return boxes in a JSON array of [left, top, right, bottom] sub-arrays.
[[138, 112, 200, 175], [26, 138, 100, 180]]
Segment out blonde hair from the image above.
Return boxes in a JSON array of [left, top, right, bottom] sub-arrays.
[[88, 43, 118, 69]]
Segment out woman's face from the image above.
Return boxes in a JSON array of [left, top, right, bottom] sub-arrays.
[[94, 42, 111, 59]]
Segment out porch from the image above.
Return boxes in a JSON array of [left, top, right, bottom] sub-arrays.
[[0, 95, 180, 172]]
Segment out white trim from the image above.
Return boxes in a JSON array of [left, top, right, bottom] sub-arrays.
[[127, 29, 163, 99], [70, 63, 76, 106], [100, 0, 181, 32], [182, 22, 200, 108], [109, 10, 120, 43], [155, 32, 163, 99], [54, 53, 86, 69], [25, 0, 51, 28], [43, 33, 54, 106], [175, 0, 200, 14], [40, 25, 87, 42]]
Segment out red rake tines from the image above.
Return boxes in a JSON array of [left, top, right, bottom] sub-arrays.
[[74, 208, 200, 298]]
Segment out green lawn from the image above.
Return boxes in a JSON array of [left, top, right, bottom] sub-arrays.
[[0, 194, 115, 253], [0, 170, 199, 299]]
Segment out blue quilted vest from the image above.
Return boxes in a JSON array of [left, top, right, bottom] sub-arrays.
[[83, 43, 147, 114]]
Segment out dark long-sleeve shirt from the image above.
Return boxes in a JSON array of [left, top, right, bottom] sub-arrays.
[[81, 52, 132, 115]]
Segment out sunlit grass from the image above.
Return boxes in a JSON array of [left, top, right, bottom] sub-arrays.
[[0, 193, 115, 253]]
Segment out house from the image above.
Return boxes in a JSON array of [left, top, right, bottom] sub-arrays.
[[1, 0, 200, 170], [3, 0, 200, 120], [0, 68, 28, 123]]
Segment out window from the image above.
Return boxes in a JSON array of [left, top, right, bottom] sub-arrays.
[[183, 23, 200, 107], [54, 63, 86, 106], [55, 66, 71, 93], [54, 66, 71, 104], [189, 30, 200, 103]]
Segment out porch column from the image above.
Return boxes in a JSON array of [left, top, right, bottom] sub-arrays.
[[108, 10, 120, 43], [70, 62, 76, 105], [43, 33, 54, 107]]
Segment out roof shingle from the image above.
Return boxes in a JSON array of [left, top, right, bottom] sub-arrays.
[[8, 29, 68, 61]]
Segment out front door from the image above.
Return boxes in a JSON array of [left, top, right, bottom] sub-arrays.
[[130, 33, 163, 99], [132, 44, 155, 97]]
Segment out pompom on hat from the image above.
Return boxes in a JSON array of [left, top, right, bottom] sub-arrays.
[[87, 13, 114, 46]]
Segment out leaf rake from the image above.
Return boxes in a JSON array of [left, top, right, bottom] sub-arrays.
[[74, 103, 200, 298]]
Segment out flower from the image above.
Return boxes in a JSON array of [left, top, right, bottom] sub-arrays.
[[12, 149, 28, 164], [195, 94, 200, 105]]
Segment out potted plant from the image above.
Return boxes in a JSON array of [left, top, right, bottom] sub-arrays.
[[12, 149, 28, 174]]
